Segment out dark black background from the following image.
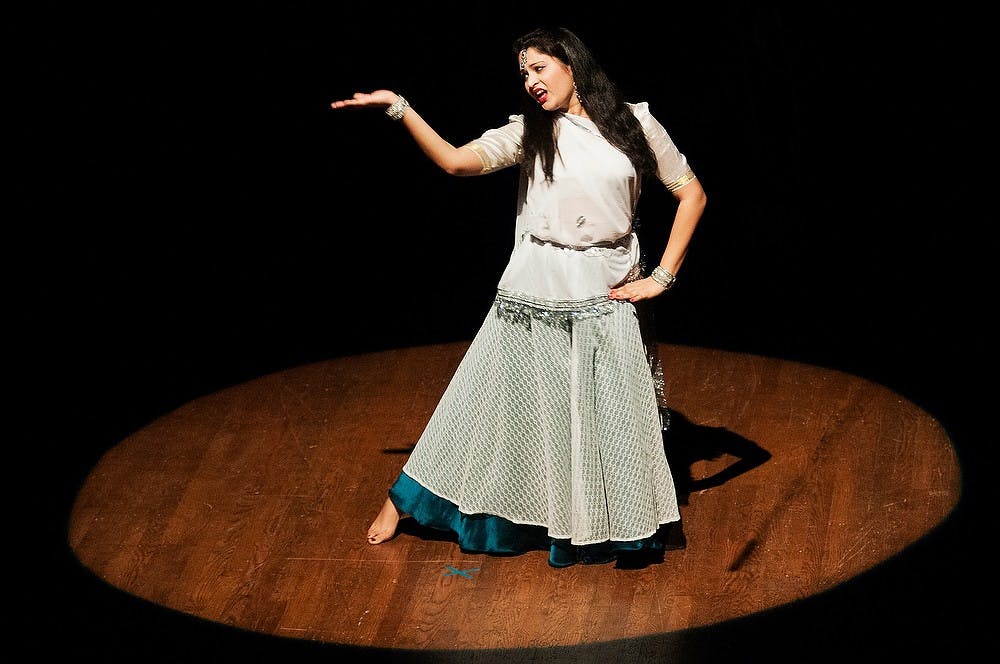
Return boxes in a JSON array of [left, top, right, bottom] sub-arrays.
[[12, 2, 990, 661]]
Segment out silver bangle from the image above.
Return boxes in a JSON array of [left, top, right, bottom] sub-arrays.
[[385, 95, 409, 121], [650, 265, 677, 290]]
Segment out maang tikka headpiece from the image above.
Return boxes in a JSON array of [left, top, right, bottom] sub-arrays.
[[518, 48, 527, 73]]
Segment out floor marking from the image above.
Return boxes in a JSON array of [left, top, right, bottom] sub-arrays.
[[442, 565, 480, 578]]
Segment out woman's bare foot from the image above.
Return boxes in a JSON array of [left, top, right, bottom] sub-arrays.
[[367, 497, 402, 544]]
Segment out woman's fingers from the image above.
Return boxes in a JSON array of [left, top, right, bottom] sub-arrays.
[[330, 90, 396, 110], [610, 277, 666, 302], [331, 95, 370, 109]]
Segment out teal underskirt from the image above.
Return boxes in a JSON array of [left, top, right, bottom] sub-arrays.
[[388, 471, 681, 568]]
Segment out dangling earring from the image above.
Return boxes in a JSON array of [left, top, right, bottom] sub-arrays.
[[574, 82, 584, 104]]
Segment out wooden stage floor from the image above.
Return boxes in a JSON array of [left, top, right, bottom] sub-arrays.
[[67, 342, 959, 657]]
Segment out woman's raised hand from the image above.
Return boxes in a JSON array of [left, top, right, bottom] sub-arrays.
[[330, 90, 399, 110]]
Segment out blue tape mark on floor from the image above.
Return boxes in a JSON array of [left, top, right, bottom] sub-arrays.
[[442, 565, 480, 578]]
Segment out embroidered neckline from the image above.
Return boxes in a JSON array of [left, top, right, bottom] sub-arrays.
[[561, 113, 600, 136]]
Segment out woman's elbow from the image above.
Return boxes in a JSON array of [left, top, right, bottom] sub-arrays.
[[442, 161, 470, 176], [439, 146, 484, 176], [679, 183, 707, 210], [695, 189, 707, 210]]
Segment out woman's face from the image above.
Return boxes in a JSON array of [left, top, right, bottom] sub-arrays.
[[520, 47, 576, 113]]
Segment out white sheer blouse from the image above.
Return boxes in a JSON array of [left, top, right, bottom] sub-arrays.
[[464, 102, 696, 249]]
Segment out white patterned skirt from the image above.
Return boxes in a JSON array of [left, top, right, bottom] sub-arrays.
[[393, 231, 681, 554]]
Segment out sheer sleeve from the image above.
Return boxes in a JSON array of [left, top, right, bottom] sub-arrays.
[[462, 115, 525, 174], [630, 102, 697, 192]]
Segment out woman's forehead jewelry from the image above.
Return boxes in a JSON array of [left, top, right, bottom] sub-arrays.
[[519, 49, 528, 72]]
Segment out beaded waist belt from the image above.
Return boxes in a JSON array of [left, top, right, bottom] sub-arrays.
[[528, 231, 633, 251]]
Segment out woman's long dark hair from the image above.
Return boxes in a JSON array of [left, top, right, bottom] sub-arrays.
[[513, 27, 657, 183]]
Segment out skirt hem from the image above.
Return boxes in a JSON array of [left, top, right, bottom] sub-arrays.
[[389, 471, 683, 568]]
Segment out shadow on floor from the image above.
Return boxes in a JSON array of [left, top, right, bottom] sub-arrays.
[[661, 408, 772, 505]]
